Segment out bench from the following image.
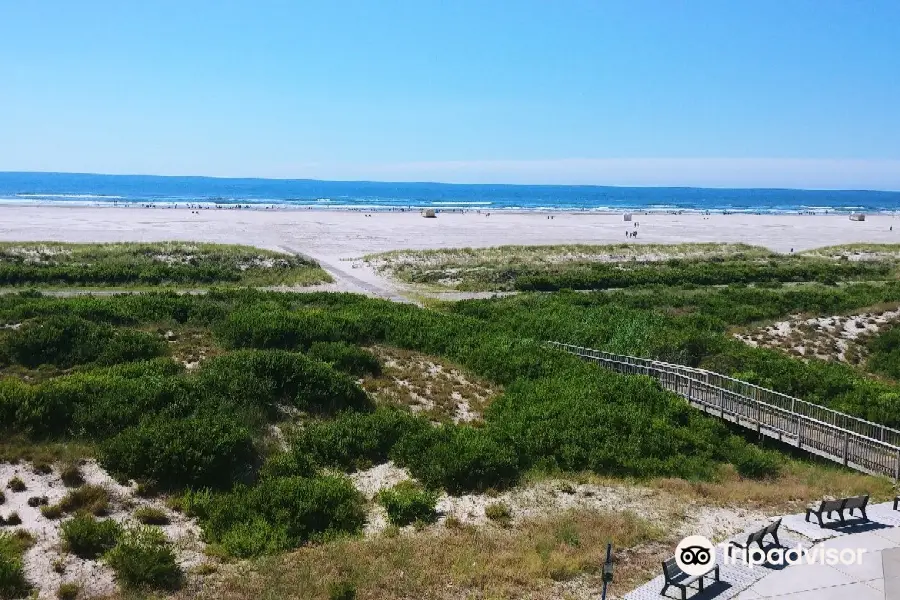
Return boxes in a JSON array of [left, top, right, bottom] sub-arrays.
[[661, 557, 720, 599], [805, 495, 869, 527], [728, 517, 782, 558]]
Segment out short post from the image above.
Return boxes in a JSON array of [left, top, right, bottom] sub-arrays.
[[601, 542, 613, 600], [797, 416, 804, 449], [843, 431, 850, 466]]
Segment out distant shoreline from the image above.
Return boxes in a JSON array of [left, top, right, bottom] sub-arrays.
[[0, 199, 896, 216], [2, 172, 899, 215]]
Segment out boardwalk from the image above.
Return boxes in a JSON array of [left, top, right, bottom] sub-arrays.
[[551, 343, 900, 479]]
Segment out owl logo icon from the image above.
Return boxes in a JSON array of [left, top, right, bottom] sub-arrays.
[[675, 535, 716, 576]]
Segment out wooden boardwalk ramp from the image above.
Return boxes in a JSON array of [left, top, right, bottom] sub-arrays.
[[550, 342, 900, 479]]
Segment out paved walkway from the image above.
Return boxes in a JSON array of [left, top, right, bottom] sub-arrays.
[[625, 501, 900, 600]]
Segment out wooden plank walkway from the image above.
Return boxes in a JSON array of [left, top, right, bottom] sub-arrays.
[[550, 342, 900, 479]]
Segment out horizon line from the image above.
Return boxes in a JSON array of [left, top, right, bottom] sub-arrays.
[[3, 168, 900, 194]]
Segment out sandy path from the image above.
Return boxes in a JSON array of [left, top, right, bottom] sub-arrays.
[[0, 206, 897, 296]]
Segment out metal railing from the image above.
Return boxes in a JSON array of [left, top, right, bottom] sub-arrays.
[[550, 342, 900, 479]]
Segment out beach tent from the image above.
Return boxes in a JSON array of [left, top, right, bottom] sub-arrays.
[[623, 213, 633, 221], [849, 213, 866, 221], [422, 208, 436, 218]]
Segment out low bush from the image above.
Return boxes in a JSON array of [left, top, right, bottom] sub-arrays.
[[40, 504, 63, 519], [868, 325, 900, 380], [291, 407, 428, 471], [0, 492, 4, 505], [0, 531, 32, 599], [392, 425, 520, 494], [26, 496, 48, 507], [485, 502, 512, 526], [307, 342, 381, 377], [56, 582, 80, 600], [59, 464, 84, 488], [196, 349, 371, 416], [61, 514, 121, 559], [32, 462, 52, 475], [99, 415, 255, 490], [187, 475, 365, 558], [258, 452, 316, 481], [376, 481, 438, 526], [132, 507, 170, 526], [104, 525, 182, 590], [3, 315, 165, 369], [1, 513, 21, 527], [57, 485, 110, 517], [5, 478, 24, 493]]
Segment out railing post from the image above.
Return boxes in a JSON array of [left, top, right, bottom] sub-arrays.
[[798, 416, 804, 449], [843, 431, 850, 466], [896, 449, 900, 481]]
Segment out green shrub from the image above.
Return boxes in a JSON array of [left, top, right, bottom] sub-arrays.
[[40, 504, 63, 519], [3, 315, 165, 368], [485, 502, 512, 525], [57, 485, 110, 517], [258, 452, 316, 481], [56, 582, 80, 600], [728, 442, 783, 480], [376, 481, 438, 526], [2, 513, 20, 526], [32, 461, 52, 475], [132, 507, 170, 526], [188, 475, 365, 558], [292, 407, 428, 471], [0, 492, 4, 505], [6, 478, 24, 493], [99, 415, 255, 490], [307, 342, 381, 377], [196, 349, 371, 416], [59, 464, 84, 488], [104, 525, 182, 590], [868, 326, 900, 380], [61, 514, 121, 559], [329, 580, 357, 600], [392, 426, 520, 494], [0, 531, 31, 599]]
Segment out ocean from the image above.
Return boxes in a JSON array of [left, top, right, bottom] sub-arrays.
[[1, 172, 898, 214]]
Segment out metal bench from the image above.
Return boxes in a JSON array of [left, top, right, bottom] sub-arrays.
[[728, 517, 783, 558], [661, 557, 720, 599], [763, 517, 783, 547], [843, 494, 869, 521], [805, 495, 869, 527]]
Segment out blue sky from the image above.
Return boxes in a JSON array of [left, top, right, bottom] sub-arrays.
[[2, 1, 899, 189]]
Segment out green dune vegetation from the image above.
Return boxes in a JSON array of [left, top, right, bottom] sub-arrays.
[[0, 242, 330, 288], [2, 245, 900, 598], [364, 242, 900, 292]]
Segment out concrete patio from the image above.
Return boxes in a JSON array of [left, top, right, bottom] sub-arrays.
[[624, 501, 900, 600]]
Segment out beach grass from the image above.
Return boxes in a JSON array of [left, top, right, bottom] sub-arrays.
[[0, 241, 331, 288], [364, 242, 898, 292], [190, 509, 666, 600]]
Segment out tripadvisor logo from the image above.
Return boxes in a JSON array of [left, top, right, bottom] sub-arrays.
[[674, 534, 868, 573], [675, 535, 716, 576]]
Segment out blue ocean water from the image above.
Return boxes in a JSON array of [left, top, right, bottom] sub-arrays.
[[0, 172, 898, 213]]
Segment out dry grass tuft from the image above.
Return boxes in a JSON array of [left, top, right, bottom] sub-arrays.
[[190, 509, 665, 600], [651, 462, 894, 511], [362, 346, 499, 423]]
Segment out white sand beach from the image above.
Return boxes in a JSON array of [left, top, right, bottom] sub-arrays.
[[1, 206, 897, 297]]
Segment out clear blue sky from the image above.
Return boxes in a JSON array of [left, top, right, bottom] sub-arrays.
[[2, 1, 899, 189]]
